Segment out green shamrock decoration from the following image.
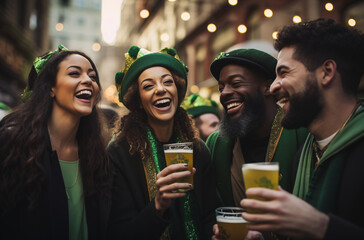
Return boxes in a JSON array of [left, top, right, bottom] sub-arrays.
[[254, 176, 275, 189], [218, 226, 231, 240]]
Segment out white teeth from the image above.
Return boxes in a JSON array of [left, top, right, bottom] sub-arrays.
[[227, 102, 241, 110], [277, 98, 288, 108], [279, 97, 288, 104], [155, 99, 170, 105], [76, 90, 92, 96]]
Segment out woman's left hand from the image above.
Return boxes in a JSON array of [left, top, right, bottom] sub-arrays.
[[155, 163, 196, 215]]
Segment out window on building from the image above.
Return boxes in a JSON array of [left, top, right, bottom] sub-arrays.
[[93, 0, 101, 10], [59, 0, 70, 7], [58, 14, 65, 23], [196, 44, 207, 83], [77, 17, 84, 25], [211, 24, 235, 57], [246, 5, 260, 40], [75, 0, 86, 8], [29, 11, 37, 30]]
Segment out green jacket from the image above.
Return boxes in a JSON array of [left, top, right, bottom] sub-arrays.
[[206, 111, 308, 206]]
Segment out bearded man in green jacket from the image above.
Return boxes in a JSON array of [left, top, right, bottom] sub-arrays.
[[206, 48, 308, 207], [241, 19, 364, 239]]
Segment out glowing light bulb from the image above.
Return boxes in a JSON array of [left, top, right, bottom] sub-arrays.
[[140, 9, 149, 19], [190, 85, 199, 94], [237, 24, 247, 33], [92, 42, 101, 52], [207, 23, 217, 33], [325, 3, 333, 11], [181, 11, 190, 21], [228, 0, 238, 6], [348, 18, 356, 27], [55, 23, 64, 31], [264, 9, 273, 18], [293, 15, 302, 23], [160, 33, 169, 42], [272, 31, 278, 39]]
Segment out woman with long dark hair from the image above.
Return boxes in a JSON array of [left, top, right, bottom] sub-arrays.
[[0, 46, 111, 240], [107, 46, 219, 239]]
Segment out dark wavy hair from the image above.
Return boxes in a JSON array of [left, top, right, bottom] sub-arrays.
[[114, 71, 200, 161], [0, 50, 111, 209], [274, 18, 364, 95]]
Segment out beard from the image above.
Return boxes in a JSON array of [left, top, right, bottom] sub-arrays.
[[282, 74, 324, 129], [219, 90, 266, 139]]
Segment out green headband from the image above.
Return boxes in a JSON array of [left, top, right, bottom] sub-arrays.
[[22, 45, 68, 101], [33, 45, 68, 74], [181, 94, 220, 119], [115, 46, 188, 108]]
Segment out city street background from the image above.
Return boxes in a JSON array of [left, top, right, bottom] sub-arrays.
[[1, 0, 363, 114]]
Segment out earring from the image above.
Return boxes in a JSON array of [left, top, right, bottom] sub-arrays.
[[50, 92, 55, 98]]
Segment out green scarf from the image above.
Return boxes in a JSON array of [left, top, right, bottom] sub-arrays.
[[293, 104, 364, 199], [147, 128, 199, 240]]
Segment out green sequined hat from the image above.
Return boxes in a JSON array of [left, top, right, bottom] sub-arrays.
[[181, 94, 220, 119], [115, 46, 189, 108], [210, 48, 277, 81]]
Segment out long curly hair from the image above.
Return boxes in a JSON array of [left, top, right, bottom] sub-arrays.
[[0, 50, 111, 209], [114, 71, 200, 162]]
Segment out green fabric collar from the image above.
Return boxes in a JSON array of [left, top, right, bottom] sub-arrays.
[[293, 104, 364, 198]]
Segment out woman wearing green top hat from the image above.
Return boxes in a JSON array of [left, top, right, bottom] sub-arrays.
[[107, 46, 219, 239], [0, 46, 111, 240]]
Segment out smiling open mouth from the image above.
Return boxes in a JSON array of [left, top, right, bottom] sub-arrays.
[[154, 98, 171, 108], [226, 102, 242, 110], [75, 90, 92, 100], [277, 97, 289, 107]]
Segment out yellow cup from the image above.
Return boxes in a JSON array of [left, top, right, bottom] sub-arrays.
[[216, 207, 248, 240], [163, 142, 193, 186], [242, 162, 279, 212]]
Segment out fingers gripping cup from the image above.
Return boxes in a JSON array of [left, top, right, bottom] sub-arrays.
[[242, 162, 279, 212], [216, 207, 248, 240], [163, 142, 193, 186]]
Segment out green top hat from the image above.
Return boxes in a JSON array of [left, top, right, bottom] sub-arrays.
[[181, 94, 220, 119], [210, 48, 277, 81], [115, 46, 189, 108]]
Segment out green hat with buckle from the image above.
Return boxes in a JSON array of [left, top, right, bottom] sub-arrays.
[[210, 48, 277, 81], [115, 46, 189, 108]]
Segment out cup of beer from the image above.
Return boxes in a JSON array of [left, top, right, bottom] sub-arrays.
[[163, 142, 193, 187], [216, 207, 248, 240], [242, 162, 279, 212]]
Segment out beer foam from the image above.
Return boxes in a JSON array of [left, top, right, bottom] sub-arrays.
[[164, 149, 193, 153], [242, 163, 278, 171], [216, 216, 247, 223]]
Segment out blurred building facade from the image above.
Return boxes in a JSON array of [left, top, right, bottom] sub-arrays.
[[0, 0, 50, 107], [48, 0, 102, 63], [114, 0, 364, 104]]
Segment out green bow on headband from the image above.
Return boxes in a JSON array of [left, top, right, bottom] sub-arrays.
[[22, 45, 68, 101], [33, 45, 68, 74]]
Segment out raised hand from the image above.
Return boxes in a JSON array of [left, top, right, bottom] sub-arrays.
[[155, 163, 195, 215]]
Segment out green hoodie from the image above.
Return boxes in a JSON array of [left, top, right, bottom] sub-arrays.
[[293, 104, 364, 213]]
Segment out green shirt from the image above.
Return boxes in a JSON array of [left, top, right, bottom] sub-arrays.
[[59, 160, 88, 240]]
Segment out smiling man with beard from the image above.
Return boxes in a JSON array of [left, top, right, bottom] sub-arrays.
[[206, 48, 308, 209], [240, 19, 364, 239]]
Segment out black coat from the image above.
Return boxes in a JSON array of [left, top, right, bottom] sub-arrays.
[[0, 136, 111, 240], [107, 138, 219, 240]]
